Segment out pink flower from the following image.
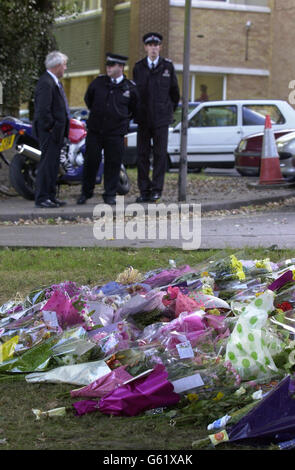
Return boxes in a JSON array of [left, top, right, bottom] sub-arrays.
[[167, 286, 180, 299], [162, 286, 180, 307]]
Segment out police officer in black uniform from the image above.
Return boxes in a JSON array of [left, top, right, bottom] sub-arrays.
[[77, 53, 138, 205], [133, 33, 180, 203]]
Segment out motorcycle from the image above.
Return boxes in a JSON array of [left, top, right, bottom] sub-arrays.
[[0, 149, 17, 196], [0, 115, 130, 201]]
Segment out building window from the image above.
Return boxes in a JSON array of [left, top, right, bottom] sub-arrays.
[[113, 7, 130, 57], [80, 0, 101, 11], [190, 0, 269, 6], [228, 0, 268, 5], [177, 73, 225, 102], [59, 0, 101, 12], [54, 14, 101, 74]]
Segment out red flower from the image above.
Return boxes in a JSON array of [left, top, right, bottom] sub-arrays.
[[276, 301, 293, 312]]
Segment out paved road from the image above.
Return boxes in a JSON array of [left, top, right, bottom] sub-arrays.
[[203, 168, 241, 177], [1, 207, 294, 249]]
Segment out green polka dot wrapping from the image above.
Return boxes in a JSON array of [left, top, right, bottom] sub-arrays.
[[225, 290, 281, 380], [237, 324, 243, 334], [242, 358, 251, 368], [249, 316, 258, 326], [254, 298, 263, 308], [228, 351, 237, 362]]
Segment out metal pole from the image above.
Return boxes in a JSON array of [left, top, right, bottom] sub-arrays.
[[178, 0, 192, 202]]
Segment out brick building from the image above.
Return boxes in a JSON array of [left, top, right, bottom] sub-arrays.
[[54, 0, 295, 108]]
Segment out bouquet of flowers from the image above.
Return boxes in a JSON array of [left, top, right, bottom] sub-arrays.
[[209, 255, 246, 283]]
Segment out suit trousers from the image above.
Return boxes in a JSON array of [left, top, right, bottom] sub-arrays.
[[82, 130, 124, 199], [137, 125, 169, 196], [35, 129, 63, 204]]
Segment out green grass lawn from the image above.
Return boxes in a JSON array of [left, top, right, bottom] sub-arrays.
[[1, 246, 295, 451]]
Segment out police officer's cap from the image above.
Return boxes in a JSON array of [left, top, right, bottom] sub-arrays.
[[143, 32, 163, 45], [105, 53, 128, 66]]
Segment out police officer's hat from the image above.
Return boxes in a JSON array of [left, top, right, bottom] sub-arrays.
[[143, 32, 163, 45], [105, 53, 128, 66]]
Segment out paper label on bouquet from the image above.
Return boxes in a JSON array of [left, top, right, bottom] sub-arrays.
[[176, 340, 194, 359], [172, 373, 204, 393], [43, 311, 59, 329]]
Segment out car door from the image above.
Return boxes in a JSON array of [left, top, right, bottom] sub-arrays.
[[168, 103, 243, 166]]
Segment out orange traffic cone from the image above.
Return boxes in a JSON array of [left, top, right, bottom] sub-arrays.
[[259, 114, 284, 185]]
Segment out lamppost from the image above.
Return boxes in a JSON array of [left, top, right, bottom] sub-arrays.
[[245, 20, 252, 61], [178, 0, 192, 202]]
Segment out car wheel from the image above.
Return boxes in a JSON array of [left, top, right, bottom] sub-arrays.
[[236, 168, 258, 177], [190, 168, 201, 173]]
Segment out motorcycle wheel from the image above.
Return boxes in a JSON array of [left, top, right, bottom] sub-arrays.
[[117, 165, 130, 195], [9, 153, 37, 200], [0, 184, 18, 197]]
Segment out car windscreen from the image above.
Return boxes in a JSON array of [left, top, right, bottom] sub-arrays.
[[172, 103, 200, 127]]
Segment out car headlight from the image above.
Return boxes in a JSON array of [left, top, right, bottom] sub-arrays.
[[238, 139, 247, 152], [277, 142, 284, 151]]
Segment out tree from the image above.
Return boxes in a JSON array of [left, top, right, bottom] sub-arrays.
[[0, 0, 80, 117]]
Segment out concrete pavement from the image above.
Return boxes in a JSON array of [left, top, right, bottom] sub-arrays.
[[0, 191, 295, 249], [0, 186, 295, 221], [0, 210, 295, 249]]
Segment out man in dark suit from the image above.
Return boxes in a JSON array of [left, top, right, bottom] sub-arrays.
[[33, 51, 70, 208], [133, 32, 180, 203]]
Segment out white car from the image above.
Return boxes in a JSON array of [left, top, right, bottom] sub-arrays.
[[125, 100, 295, 170], [277, 131, 295, 180]]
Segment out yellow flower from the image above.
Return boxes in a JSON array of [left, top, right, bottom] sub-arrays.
[[187, 393, 199, 402], [255, 258, 272, 272], [116, 266, 143, 284], [237, 270, 246, 281], [255, 292, 263, 297], [207, 308, 220, 316], [230, 255, 246, 280], [201, 271, 209, 277], [202, 286, 214, 296], [213, 392, 224, 402], [293, 270, 295, 281]]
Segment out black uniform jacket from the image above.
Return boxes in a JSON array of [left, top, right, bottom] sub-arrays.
[[84, 75, 139, 136], [133, 56, 180, 128], [33, 71, 69, 144]]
